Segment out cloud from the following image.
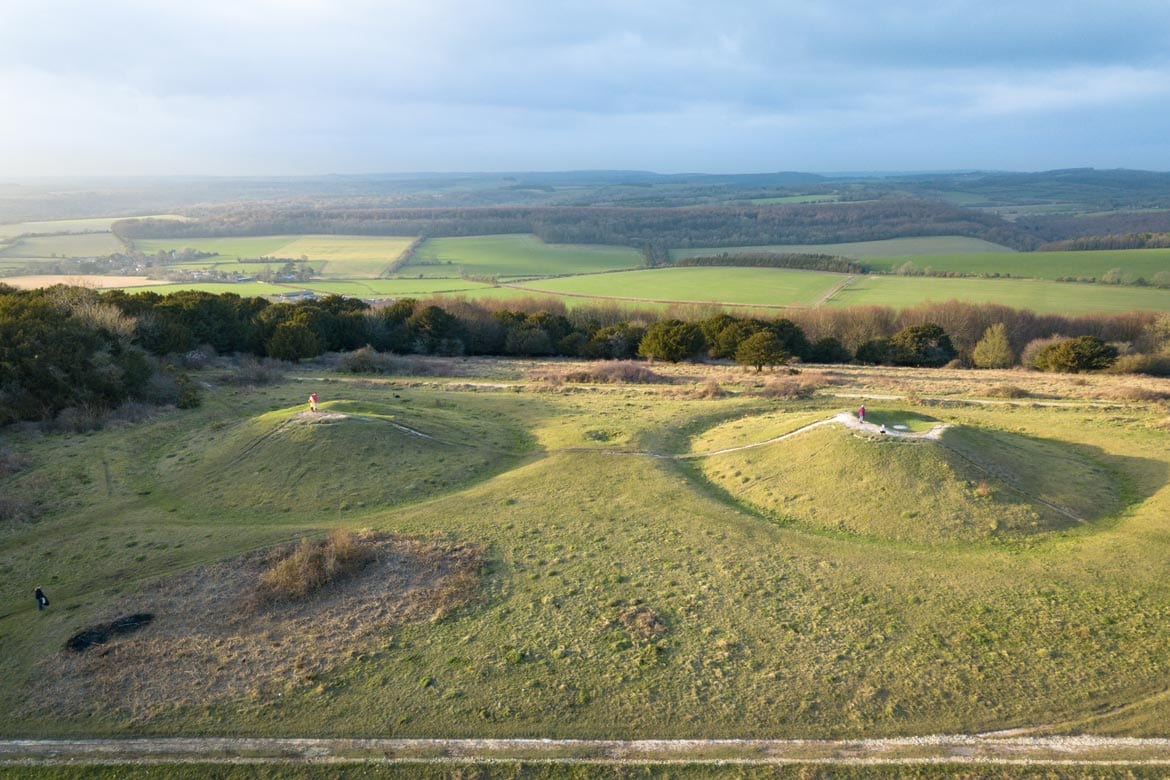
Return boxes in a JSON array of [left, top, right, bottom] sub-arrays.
[[1, 0, 1169, 174]]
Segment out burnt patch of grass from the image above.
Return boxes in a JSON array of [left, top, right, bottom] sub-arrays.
[[65, 613, 154, 653]]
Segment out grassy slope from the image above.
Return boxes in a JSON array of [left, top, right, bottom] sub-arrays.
[[697, 417, 1118, 543], [3, 367, 1170, 741]]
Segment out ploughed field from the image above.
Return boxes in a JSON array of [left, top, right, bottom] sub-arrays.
[[3, 360, 1170, 739]]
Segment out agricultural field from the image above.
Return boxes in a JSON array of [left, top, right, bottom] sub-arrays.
[[409, 234, 643, 278], [4, 359, 1170, 759], [862, 248, 1170, 281], [508, 266, 846, 308], [8, 226, 1170, 319], [134, 235, 416, 279], [0, 232, 126, 260], [672, 236, 1016, 260], [827, 274, 1170, 313], [0, 215, 187, 240]]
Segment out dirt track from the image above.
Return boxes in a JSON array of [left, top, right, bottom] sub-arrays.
[[4, 735, 1170, 767]]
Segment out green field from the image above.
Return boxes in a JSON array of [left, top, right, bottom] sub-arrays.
[[0, 215, 188, 240], [863, 248, 1170, 281], [0, 233, 126, 259], [4, 364, 1170, 746], [11, 229, 1170, 317], [410, 234, 643, 278], [827, 275, 1170, 313], [135, 236, 303, 259], [672, 236, 1015, 260], [510, 266, 846, 307]]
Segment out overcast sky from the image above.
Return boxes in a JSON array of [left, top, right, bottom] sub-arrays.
[[3, 0, 1170, 176]]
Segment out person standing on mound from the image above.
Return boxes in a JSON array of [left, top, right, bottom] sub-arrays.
[[858, 404, 865, 423], [309, 392, 319, 413]]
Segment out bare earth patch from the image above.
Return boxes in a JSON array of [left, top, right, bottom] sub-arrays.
[[28, 534, 483, 721]]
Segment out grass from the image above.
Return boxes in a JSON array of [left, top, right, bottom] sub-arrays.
[[511, 266, 845, 307], [15, 230, 1166, 317], [827, 274, 1170, 313], [863, 247, 1170, 280], [409, 234, 643, 278], [672, 236, 1016, 259], [696, 412, 1120, 543], [0, 215, 187, 240], [0, 233, 126, 259], [11, 764, 1170, 779], [4, 362, 1170, 743], [134, 236, 311, 259], [135, 235, 417, 279]]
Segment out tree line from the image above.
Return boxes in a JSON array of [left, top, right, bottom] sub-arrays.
[[114, 199, 1044, 252], [4, 284, 1169, 425]]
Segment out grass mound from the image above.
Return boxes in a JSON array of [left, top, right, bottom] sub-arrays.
[[698, 418, 1120, 543], [159, 401, 516, 515]]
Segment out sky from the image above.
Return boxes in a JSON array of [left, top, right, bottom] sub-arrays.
[[3, 0, 1170, 177]]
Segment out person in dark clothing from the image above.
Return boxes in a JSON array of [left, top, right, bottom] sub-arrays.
[[34, 585, 49, 610]]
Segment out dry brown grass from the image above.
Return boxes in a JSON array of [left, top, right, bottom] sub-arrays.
[[1101, 383, 1170, 403], [984, 384, 1031, 399], [755, 371, 829, 399], [618, 605, 668, 642], [532, 361, 665, 385], [255, 529, 377, 605], [27, 533, 485, 721]]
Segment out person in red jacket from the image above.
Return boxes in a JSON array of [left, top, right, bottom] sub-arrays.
[[309, 392, 319, 413]]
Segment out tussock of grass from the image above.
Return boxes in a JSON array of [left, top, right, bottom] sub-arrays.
[[618, 604, 668, 642], [684, 379, 728, 399], [985, 384, 1031, 398], [756, 372, 828, 399], [255, 529, 378, 605], [533, 361, 665, 385], [1102, 383, 1170, 402]]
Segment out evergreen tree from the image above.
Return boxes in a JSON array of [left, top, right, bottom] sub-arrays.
[[735, 331, 787, 372]]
